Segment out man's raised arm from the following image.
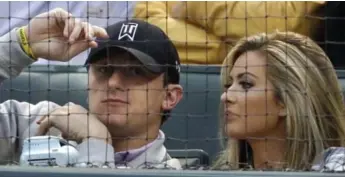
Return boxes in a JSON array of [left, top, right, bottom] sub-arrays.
[[0, 8, 110, 165]]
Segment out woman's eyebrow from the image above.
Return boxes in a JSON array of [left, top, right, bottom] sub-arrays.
[[237, 72, 258, 80]]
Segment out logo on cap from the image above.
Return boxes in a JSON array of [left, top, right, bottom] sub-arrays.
[[118, 23, 138, 41]]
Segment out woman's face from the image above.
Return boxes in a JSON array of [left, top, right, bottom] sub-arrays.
[[221, 51, 286, 139]]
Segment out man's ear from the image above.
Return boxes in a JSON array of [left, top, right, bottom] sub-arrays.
[[161, 84, 183, 111]]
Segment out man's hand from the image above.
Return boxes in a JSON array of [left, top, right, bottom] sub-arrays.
[[22, 8, 109, 61], [36, 103, 112, 145]]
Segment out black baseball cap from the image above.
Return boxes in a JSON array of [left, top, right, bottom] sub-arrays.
[[85, 19, 180, 84]]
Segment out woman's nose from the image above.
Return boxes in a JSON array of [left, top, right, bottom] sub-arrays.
[[221, 87, 237, 104]]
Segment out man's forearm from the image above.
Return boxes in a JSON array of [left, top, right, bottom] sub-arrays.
[[0, 28, 36, 83]]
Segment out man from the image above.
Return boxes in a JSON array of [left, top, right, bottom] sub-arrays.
[[0, 8, 183, 169]]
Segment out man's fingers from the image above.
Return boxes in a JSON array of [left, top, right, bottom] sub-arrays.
[[92, 26, 109, 38], [36, 118, 53, 136], [35, 106, 69, 136], [63, 16, 78, 40], [82, 23, 94, 40], [57, 10, 107, 43], [61, 132, 80, 143], [36, 115, 47, 124], [89, 41, 98, 48], [68, 19, 84, 43], [83, 24, 107, 48], [51, 8, 72, 20], [52, 8, 72, 31]]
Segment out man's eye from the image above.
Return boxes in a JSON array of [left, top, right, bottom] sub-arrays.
[[98, 67, 105, 73], [127, 68, 143, 76], [98, 67, 108, 73], [97, 66, 114, 77]]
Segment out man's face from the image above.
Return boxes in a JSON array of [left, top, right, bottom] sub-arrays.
[[87, 51, 181, 137]]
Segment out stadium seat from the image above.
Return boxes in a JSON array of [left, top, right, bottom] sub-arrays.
[[0, 64, 222, 161], [337, 70, 345, 92], [313, 2, 345, 69]]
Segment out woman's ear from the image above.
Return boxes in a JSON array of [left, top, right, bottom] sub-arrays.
[[161, 84, 183, 111], [278, 102, 287, 117]]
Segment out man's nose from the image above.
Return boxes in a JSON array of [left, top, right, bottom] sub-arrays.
[[107, 72, 126, 92]]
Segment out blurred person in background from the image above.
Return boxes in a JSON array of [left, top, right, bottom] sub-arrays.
[[0, 8, 183, 169], [213, 31, 345, 171], [134, 1, 325, 64], [0, 1, 328, 66]]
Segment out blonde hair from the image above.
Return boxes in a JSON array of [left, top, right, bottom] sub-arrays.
[[213, 31, 345, 170]]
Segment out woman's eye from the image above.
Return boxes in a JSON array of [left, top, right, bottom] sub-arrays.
[[224, 84, 232, 89], [239, 81, 253, 90]]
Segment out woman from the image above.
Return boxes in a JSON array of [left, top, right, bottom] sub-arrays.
[[213, 31, 345, 171]]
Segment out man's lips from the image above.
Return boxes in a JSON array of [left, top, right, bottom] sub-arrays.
[[101, 98, 129, 105]]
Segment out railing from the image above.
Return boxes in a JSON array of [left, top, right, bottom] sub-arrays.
[[1, 166, 344, 177]]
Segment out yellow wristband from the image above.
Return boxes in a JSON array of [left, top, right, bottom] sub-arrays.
[[18, 27, 37, 60]]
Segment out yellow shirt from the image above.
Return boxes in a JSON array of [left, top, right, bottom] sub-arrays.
[[133, 1, 325, 64]]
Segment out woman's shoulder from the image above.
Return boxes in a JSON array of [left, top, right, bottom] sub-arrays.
[[311, 147, 345, 172]]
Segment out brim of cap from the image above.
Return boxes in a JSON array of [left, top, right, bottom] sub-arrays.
[[86, 45, 163, 74]]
